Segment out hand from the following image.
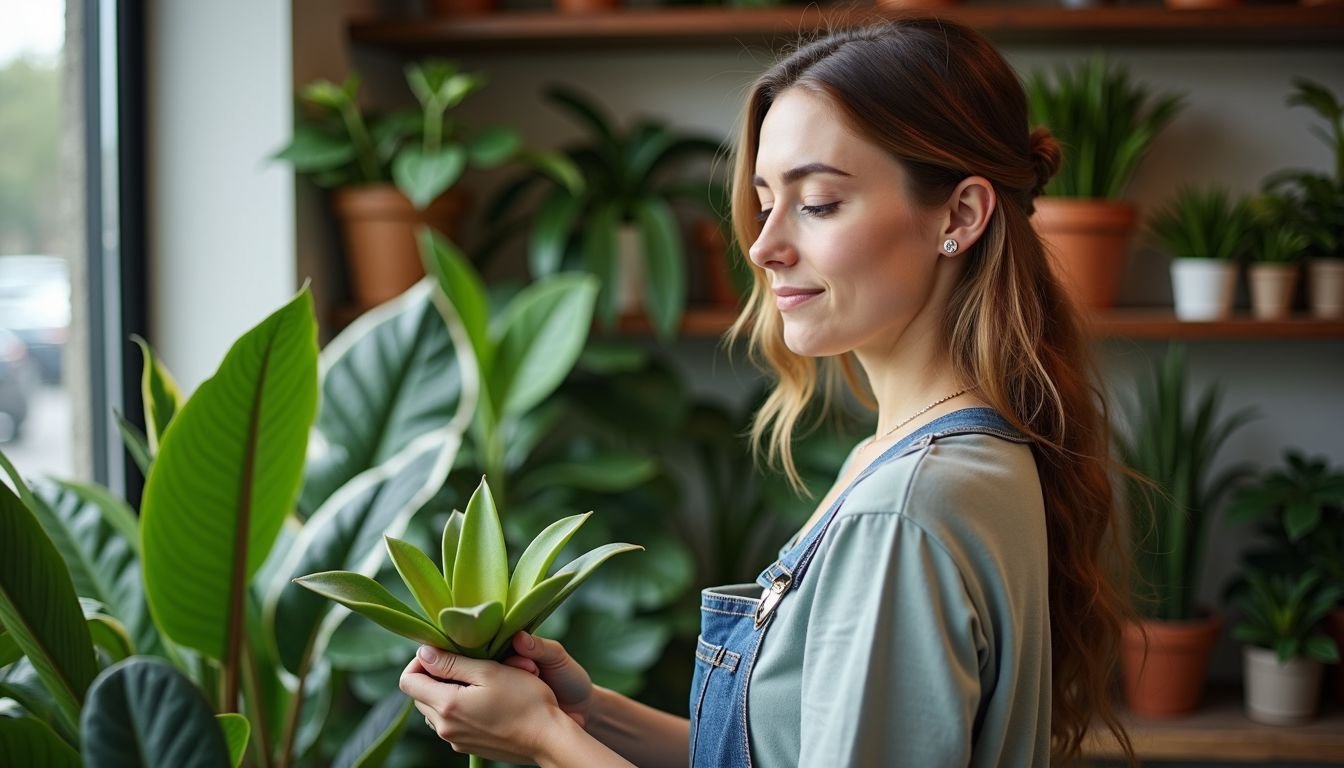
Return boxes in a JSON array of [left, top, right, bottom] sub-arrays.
[[501, 631, 595, 730], [400, 645, 569, 764]]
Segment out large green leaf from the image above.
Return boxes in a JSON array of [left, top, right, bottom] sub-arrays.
[[452, 478, 509, 609], [393, 145, 467, 210], [0, 716, 80, 768], [420, 231, 492, 376], [633, 197, 686, 340], [0, 659, 67, 740], [490, 274, 599, 418], [332, 691, 414, 768], [141, 287, 318, 661], [300, 280, 464, 517], [81, 657, 231, 768], [271, 441, 460, 673], [131, 335, 184, 453], [0, 475, 98, 735], [30, 480, 160, 658], [291, 571, 452, 649]]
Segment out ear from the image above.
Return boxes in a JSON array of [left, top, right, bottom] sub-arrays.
[[938, 176, 996, 256]]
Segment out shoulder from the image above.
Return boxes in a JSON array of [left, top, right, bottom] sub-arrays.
[[831, 432, 1046, 571]]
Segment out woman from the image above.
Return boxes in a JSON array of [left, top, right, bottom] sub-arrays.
[[400, 18, 1137, 767]]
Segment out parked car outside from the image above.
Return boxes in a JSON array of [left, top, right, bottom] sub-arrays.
[[0, 254, 70, 384], [0, 328, 39, 442]]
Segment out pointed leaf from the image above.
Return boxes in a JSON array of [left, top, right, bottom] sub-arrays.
[[488, 571, 574, 659], [0, 716, 80, 768], [634, 197, 685, 340], [215, 714, 250, 768], [491, 274, 599, 418], [507, 513, 590, 608], [141, 287, 318, 661], [114, 410, 153, 475], [300, 281, 466, 517], [81, 657, 231, 768], [437, 601, 503, 652], [332, 691, 414, 768], [466, 126, 522, 168], [393, 146, 467, 210], [441, 509, 465, 585], [420, 230, 492, 377], [293, 571, 452, 649], [131, 335, 184, 453], [453, 478, 509, 609], [87, 614, 134, 662], [386, 535, 454, 620], [524, 543, 644, 633], [0, 477, 97, 735]]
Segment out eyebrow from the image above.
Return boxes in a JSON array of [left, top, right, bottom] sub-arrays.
[[752, 162, 853, 188]]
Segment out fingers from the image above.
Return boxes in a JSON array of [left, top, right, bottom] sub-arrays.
[[502, 656, 539, 676], [415, 645, 494, 685], [511, 632, 568, 670]]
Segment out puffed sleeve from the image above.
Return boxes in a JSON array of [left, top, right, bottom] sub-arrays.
[[796, 512, 987, 767]]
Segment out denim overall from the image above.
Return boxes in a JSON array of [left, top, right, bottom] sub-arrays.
[[687, 408, 1027, 768]]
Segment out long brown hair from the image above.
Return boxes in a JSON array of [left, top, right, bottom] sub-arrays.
[[725, 19, 1138, 766]]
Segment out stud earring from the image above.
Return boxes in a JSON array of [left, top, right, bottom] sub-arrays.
[[942, 238, 959, 255]]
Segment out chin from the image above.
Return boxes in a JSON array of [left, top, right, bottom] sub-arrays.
[[782, 324, 850, 358]]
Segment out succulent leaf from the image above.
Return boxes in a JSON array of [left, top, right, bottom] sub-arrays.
[[385, 536, 454, 621], [293, 571, 453, 650], [437, 601, 503, 652], [453, 479, 508, 609], [507, 512, 591, 608]]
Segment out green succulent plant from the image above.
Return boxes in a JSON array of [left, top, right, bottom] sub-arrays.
[[1230, 568, 1343, 664], [1147, 186, 1254, 262], [295, 476, 641, 660], [1026, 57, 1185, 200], [1262, 78, 1344, 262]]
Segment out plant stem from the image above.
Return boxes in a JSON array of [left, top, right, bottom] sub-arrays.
[[469, 754, 484, 768], [276, 653, 312, 768], [240, 643, 275, 768], [340, 102, 380, 183], [425, 100, 444, 156]]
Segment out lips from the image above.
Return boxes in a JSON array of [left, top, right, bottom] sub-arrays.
[[773, 287, 823, 311]]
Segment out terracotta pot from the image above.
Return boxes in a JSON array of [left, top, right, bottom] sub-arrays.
[[1121, 614, 1221, 718], [1243, 646, 1324, 725], [1032, 198, 1137, 310], [332, 185, 468, 310], [1326, 607, 1344, 705], [1248, 263, 1300, 320], [428, 0, 499, 15], [696, 219, 739, 309], [556, 0, 619, 13]]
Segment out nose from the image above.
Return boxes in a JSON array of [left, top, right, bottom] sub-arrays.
[[747, 215, 798, 270]]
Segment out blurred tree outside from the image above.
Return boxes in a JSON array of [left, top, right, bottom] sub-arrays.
[[0, 54, 61, 255]]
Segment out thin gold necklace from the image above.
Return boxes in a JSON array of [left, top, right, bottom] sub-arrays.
[[867, 387, 974, 446]]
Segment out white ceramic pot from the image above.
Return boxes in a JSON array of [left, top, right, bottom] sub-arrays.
[[615, 222, 645, 315], [1248, 263, 1299, 320], [1308, 258, 1344, 319], [1170, 259, 1237, 321], [1243, 645, 1324, 725]]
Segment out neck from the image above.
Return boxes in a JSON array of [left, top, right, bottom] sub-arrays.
[[854, 319, 969, 441]]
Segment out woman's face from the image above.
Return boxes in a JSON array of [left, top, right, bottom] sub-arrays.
[[749, 87, 947, 359]]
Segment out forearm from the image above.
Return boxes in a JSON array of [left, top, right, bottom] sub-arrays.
[[582, 685, 689, 768]]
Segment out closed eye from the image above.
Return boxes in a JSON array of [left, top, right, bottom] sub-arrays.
[[755, 202, 840, 223]]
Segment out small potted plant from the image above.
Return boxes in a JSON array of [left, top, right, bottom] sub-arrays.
[[1148, 186, 1253, 321], [274, 61, 579, 310], [1228, 450, 1344, 705], [481, 84, 725, 340], [1027, 58, 1184, 309], [1245, 194, 1308, 320], [1228, 568, 1342, 725], [1114, 345, 1256, 718], [1263, 78, 1344, 320]]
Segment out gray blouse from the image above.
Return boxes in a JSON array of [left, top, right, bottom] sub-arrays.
[[744, 431, 1052, 767]]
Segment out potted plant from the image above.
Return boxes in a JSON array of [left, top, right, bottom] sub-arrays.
[[1245, 194, 1308, 319], [274, 61, 579, 311], [1228, 450, 1344, 705], [482, 84, 725, 340], [1263, 78, 1344, 320], [1148, 186, 1252, 321], [1228, 568, 1342, 725], [1114, 345, 1257, 718], [1027, 58, 1184, 309]]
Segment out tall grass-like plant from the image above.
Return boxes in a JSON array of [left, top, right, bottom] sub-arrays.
[[1147, 187, 1254, 262], [1248, 194, 1309, 265], [1027, 57, 1185, 199], [1115, 346, 1257, 621]]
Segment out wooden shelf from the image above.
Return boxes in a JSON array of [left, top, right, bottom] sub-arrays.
[[608, 306, 1344, 340], [1083, 685, 1344, 763], [349, 6, 1344, 52]]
